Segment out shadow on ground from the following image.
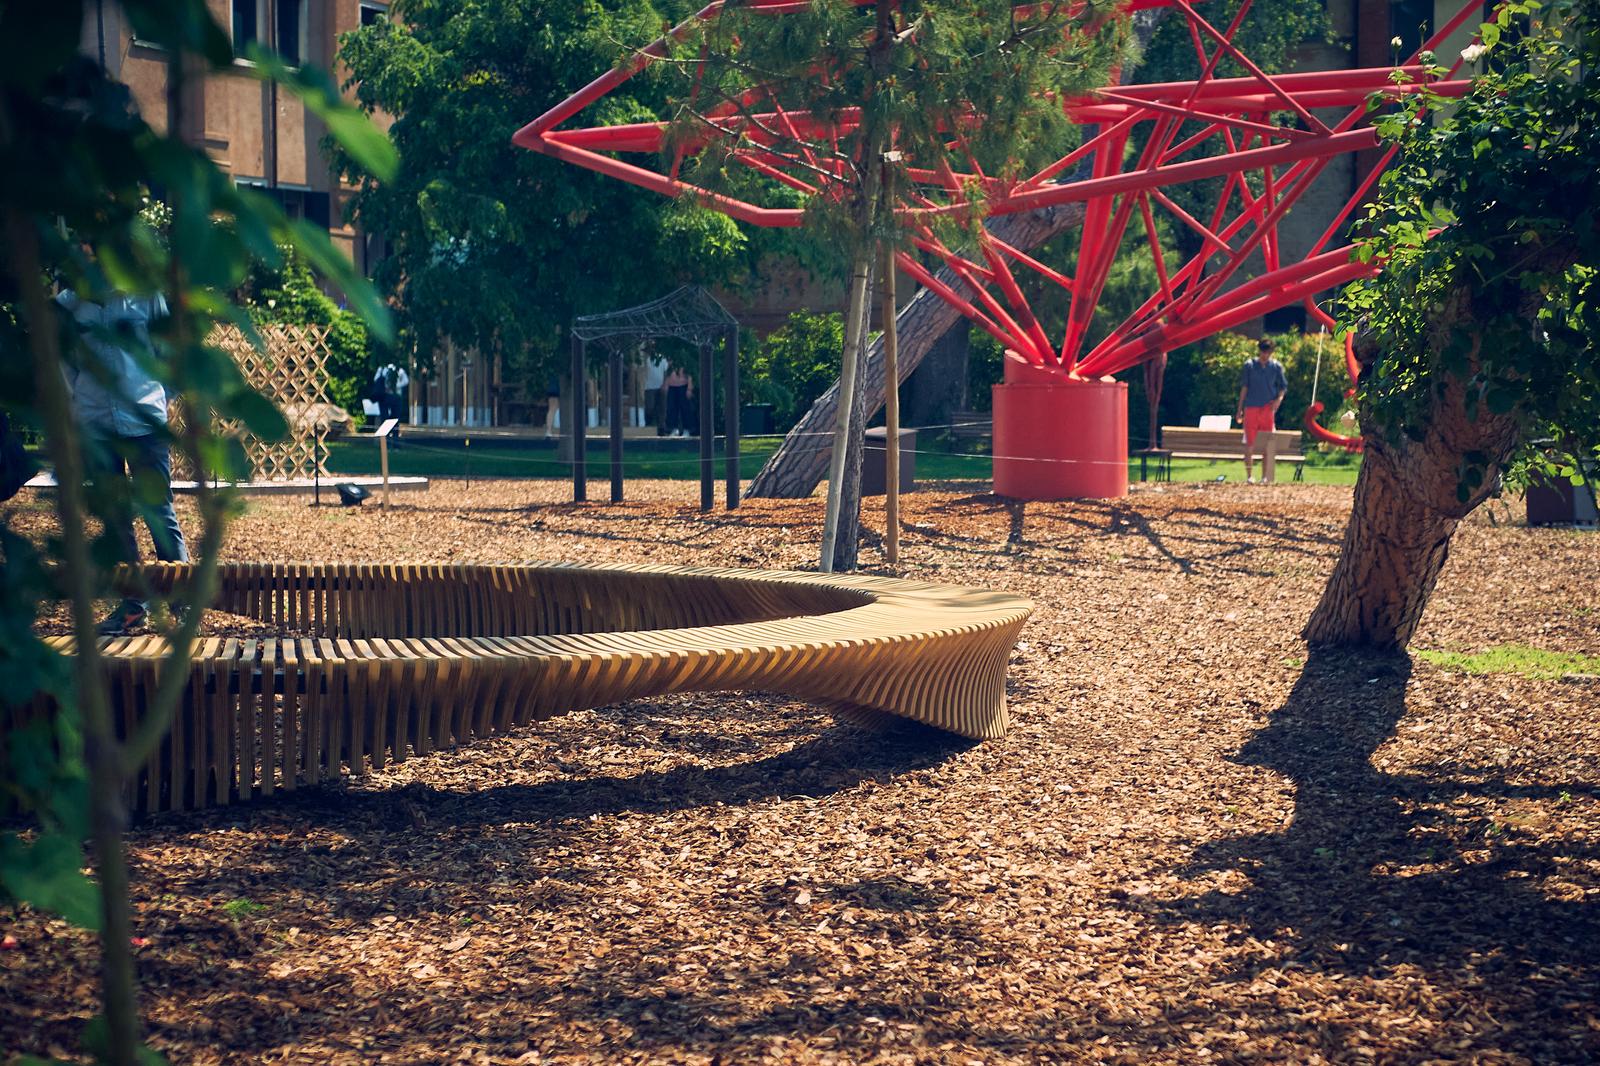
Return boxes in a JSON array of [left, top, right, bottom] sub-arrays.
[[1147, 649, 1599, 1059]]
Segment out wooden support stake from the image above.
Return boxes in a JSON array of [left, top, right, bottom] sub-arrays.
[[698, 342, 714, 512], [376, 418, 398, 509], [609, 346, 624, 503], [881, 240, 900, 566], [724, 327, 740, 510], [570, 334, 586, 503]]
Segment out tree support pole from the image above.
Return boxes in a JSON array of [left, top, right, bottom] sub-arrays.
[[570, 334, 585, 503], [699, 341, 714, 512], [609, 345, 624, 503], [724, 326, 740, 509], [881, 211, 900, 565]]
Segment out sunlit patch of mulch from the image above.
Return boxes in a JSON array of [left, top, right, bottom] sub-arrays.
[[2, 479, 1597, 1064]]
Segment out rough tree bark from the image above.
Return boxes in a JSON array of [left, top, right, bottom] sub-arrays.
[[1304, 326, 1521, 648], [821, 257, 874, 571], [830, 266, 875, 571], [747, 201, 1085, 498]]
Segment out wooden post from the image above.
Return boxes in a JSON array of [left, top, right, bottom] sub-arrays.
[[725, 327, 740, 509], [376, 418, 398, 509], [570, 334, 585, 503], [881, 243, 900, 565], [698, 341, 714, 512], [609, 345, 624, 503]]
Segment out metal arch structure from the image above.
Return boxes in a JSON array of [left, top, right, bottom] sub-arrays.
[[570, 286, 741, 510], [572, 285, 737, 348], [517, 0, 1492, 492]]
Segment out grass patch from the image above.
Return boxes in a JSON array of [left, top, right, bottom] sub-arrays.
[[326, 434, 1361, 486], [220, 897, 267, 919], [1416, 644, 1600, 680]]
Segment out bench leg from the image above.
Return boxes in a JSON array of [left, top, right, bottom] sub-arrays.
[[1294, 462, 1304, 483]]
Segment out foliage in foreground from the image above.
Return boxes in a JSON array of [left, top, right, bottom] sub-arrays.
[[1339, 0, 1600, 492], [1308, 0, 1600, 648], [0, 2, 393, 1062], [243, 248, 376, 417]]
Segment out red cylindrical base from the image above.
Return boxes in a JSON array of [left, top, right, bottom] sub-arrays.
[[992, 359, 1128, 500]]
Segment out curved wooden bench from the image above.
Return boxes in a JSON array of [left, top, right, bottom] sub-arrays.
[[11, 563, 1032, 813]]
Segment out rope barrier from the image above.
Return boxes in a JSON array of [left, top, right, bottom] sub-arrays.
[[334, 432, 1242, 472]]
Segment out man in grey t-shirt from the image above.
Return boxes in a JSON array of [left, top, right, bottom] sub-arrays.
[[1236, 337, 1288, 483], [57, 289, 189, 634]]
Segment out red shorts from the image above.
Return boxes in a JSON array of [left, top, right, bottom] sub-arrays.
[[1242, 404, 1276, 445]]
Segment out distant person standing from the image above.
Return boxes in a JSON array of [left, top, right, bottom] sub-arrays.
[[663, 364, 694, 438], [643, 353, 667, 435], [543, 374, 562, 438], [56, 289, 188, 634], [1236, 337, 1288, 484], [374, 362, 409, 422]]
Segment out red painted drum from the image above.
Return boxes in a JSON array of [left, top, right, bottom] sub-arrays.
[[992, 356, 1128, 500]]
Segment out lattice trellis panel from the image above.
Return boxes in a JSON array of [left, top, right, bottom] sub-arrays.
[[173, 323, 332, 482]]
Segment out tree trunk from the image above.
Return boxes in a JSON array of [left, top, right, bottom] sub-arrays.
[[820, 252, 873, 571], [830, 257, 877, 571], [1304, 330, 1521, 648], [906, 321, 969, 428], [747, 202, 1084, 498]]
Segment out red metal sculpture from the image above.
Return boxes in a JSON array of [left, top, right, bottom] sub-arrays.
[[515, 0, 1488, 497]]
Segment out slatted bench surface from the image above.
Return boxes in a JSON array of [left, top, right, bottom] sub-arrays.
[[7, 562, 1033, 814], [1161, 426, 1305, 462]]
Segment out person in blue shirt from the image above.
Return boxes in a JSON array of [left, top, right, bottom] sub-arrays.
[[56, 289, 189, 634], [1235, 337, 1288, 484]]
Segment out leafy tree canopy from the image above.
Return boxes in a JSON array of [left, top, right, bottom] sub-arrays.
[[1339, 0, 1600, 492], [336, 0, 762, 386], [661, 0, 1133, 265]]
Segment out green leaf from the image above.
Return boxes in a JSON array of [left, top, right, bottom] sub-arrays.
[[283, 219, 394, 344], [246, 47, 399, 182], [226, 388, 290, 442], [0, 832, 101, 931]]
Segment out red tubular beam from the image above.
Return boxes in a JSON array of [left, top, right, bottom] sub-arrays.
[[980, 241, 1058, 361], [1081, 258, 1375, 375], [1024, 112, 1143, 189], [1138, 193, 1174, 308], [1093, 89, 1314, 141], [524, 136, 804, 226], [1087, 65, 1430, 102], [897, 252, 1042, 363], [987, 234, 1074, 292], [1304, 401, 1363, 451], [1170, 0, 1330, 133], [918, 128, 1379, 220], [1185, 151, 1332, 306], [516, 1, 724, 143], [1074, 79, 1469, 120]]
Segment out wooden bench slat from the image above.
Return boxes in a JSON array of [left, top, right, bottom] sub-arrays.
[[30, 562, 1032, 814]]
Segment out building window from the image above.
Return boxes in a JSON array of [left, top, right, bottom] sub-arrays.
[[238, 181, 331, 230], [1389, 0, 1432, 57], [360, 2, 388, 27], [232, 0, 260, 57], [233, 0, 309, 64], [277, 0, 308, 66]]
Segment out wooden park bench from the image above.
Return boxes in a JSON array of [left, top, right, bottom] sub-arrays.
[[6, 562, 1032, 814], [1152, 424, 1306, 482]]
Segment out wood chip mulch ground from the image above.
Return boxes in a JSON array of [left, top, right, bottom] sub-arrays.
[[2, 478, 1597, 1064]]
